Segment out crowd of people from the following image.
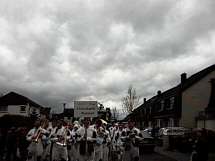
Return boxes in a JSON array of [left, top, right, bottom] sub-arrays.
[[0, 117, 212, 161], [0, 118, 142, 161]]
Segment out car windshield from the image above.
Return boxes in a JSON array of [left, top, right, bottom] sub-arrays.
[[141, 130, 152, 138]]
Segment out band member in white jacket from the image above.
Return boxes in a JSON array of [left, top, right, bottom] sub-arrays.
[[76, 118, 97, 161], [94, 119, 111, 161], [51, 120, 70, 161], [68, 122, 80, 161], [122, 119, 140, 161], [102, 124, 111, 161], [26, 120, 49, 161], [42, 120, 57, 161]]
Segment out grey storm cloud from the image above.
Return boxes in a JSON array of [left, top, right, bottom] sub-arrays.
[[0, 0, 215, 111]]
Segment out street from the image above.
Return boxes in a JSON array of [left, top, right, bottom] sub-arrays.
[[140, 153, 177, 161]]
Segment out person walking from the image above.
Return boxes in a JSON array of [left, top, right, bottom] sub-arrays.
[[122, 119, 140, 161], [51, 120, 69, 161], [191, 128, 209, 161], [26, 120, 44, 161], [5, 127, 18, 161], [77, 118, 96, 161], [68, 121, 80, 161]]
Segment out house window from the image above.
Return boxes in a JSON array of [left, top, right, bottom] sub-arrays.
[[157, 101, 164, 112], [168, 118, 174, 127], [20, 106, 26, 113], [149, 106, 152, 114], [0, 106, 8, 112], [156, 119, 161, 127], [142, 109, 145, 115], [168, 97, 175, 109], [31, 108, 38, 115], [148, 121, 151, 127], [160, 100, 164, 111], [174, 119, 179, 126], [164, 99, 170, 109]]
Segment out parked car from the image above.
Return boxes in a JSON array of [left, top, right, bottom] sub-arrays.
[[159, 127, 191, 136], [143, 127, 152, 135], [159, 127, 193, 152], [138, 130, 156, 153]]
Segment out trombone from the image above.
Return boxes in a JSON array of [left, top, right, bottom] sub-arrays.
[[33, 120, 48, 143], [56, 125, 70, 147]]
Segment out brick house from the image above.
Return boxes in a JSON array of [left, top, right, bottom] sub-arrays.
[[126, 64, 215, 130]]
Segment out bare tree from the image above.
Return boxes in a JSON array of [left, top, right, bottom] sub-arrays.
[[111, 107, 119, 120], [122, 85, 140, 114]]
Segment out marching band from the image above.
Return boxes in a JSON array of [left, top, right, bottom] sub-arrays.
[[25, 118, 141, 161]]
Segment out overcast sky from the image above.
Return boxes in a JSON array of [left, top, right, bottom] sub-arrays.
[[0, 0, 215, 112]]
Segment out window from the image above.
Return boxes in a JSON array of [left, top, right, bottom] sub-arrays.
[[168, 97, 175, 109], [142, 108, 145, 115], [168, 118, 174, 127], [20, 106, 26, 113], [0, 106, 8, 112], [156, 119, 161, 127], [165, 99, 170, 109], [148, 121, 151, 127], [146, 108, 150, 114], [160, 100, 164, 111], [31, 108, 37, 115], [174, 119, 179, 126], [157, 101, 164, 112]]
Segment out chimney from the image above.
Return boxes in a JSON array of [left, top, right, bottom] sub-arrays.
[[63, 103, 66, 110], [157, 90, 162, 96], [143, 98, 147, 104], [181, 73, 187, 84]]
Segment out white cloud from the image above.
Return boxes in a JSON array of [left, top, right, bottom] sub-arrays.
[[0, 0, 215, 111]]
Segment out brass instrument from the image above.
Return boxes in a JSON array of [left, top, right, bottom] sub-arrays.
[[56, 125, 69, 147], [33, 128, 42, 143], [33, 120, 48, 143], [97, 126, 105, 136], [96, 126, 105, 145]]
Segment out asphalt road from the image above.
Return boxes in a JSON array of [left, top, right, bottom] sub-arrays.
[[140, 152, 177, 161]]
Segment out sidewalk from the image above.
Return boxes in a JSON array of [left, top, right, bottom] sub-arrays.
[[155, 147, 190, 161], [155, 147, 215, 161]]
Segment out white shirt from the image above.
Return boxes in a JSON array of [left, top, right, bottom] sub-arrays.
[[26, 127, 49, 141], [125, 127, 140, 135], [77, 125, 96, 141], [26, 128, 37, 141]]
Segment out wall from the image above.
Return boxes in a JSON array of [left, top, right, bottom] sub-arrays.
[[181, 70, 215, 128], [197, 120, 205, 129], [29, 106, 40, 116], [197, 120, 215, 131], [0, 105, 28, 117], [205, 120, 215, 131], [0, 104, 40, 117]]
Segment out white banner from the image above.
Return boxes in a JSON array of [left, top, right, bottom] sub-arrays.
[[74, 101, 98, 118]]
